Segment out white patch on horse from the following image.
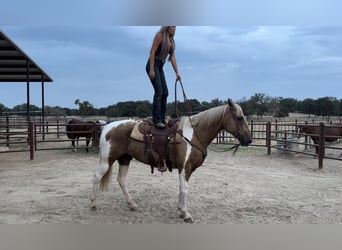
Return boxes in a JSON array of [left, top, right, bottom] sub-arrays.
[[99, 120, 130, 160], [178, 169, 193, 222], [178, 169, 188, 210], [91, 119, 133, 209], [182, 118, 194, 166]]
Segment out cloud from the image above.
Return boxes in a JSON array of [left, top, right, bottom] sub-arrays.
[[1, 26, 342, 109]]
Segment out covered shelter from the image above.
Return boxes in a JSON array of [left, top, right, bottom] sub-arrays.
[[0, 30, 53, 122]]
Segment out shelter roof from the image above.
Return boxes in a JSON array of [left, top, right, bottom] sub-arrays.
[[0, 30, 53, 82]]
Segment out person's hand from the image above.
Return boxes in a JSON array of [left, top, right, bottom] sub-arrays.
[[149, 70, 155, 80], [176, 73, 181, 81]]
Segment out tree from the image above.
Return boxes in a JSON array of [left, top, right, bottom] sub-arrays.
[[249, 93, 268, 118], [301, 98, 315, 117], [0, 103, 7, 115], [315, 97, 340, 117], [74, 99, 94, 116]]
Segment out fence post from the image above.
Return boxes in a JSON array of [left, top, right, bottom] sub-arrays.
[[57, 120, 60, 138], [6, 115, 10, 147], [266, 122, 271, 155], [42, 117, 45, 141], [29, 122, 35, 160], [94, 124, 99, 147], [304, 120, 309, 151], [250, 120, 254, 139], [318, 122, 325, 169]]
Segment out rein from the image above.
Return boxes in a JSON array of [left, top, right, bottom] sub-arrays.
[[174, 79, 192, 118], [173, 80, 240, 156], [208, 143, 240, 155], [174, 80, 206, 158]]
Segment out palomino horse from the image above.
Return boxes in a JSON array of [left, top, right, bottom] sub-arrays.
[[297, 123, 342, 154], [90, 99, 252, 223]]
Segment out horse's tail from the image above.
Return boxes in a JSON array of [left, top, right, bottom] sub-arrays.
[[99, 163, 113, 191]]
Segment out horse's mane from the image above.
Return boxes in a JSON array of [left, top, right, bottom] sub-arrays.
[[188, 105, 227, 128]]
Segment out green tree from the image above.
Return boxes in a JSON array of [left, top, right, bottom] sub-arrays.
[[249, 93, 268, 118], [0, 103, 7, 115], [315, 97, 339, 117], [301, 98, 315, 117], [74, 99, 94, 116]]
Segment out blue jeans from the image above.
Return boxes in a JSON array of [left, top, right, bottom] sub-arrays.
[[146, 59, 168, 124]]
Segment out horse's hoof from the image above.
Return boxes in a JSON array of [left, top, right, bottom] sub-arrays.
[[130, 206, 138, 211], [184, 217, 194, 223], [90, 205, 97, 211]]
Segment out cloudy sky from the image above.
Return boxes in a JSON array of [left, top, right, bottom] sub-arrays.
[[1, 1, 342, 109]]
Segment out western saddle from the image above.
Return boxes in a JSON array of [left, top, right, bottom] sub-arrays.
[[138, 118, 179, 173]]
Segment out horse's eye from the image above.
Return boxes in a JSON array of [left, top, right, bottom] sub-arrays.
[[237, 116, 244, 121]]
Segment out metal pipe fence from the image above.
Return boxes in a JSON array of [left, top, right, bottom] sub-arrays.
[[1, 116, 341, 169]]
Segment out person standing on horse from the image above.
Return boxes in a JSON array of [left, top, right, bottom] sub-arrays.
[[146, 26, 181, 129]]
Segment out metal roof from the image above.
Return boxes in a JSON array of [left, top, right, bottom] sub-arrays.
[[0, 30, 53, 82]]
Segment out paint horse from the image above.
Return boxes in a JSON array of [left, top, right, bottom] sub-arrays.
[[297, 123, 342, 154], [90, 99, 252, 223], [66, 119, 101, 152]]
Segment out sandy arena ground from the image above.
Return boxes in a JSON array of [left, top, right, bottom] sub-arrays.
[[0, 146, 341, 224]]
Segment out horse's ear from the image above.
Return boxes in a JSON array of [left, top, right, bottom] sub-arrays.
[[228, 98, 237, 112]]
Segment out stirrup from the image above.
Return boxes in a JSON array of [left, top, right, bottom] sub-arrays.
[[157, 160, 168, 172]]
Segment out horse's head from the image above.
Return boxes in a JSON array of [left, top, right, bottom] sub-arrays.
[[223, 99, 252, 146], [296, 125, 305, 138], [297, 125, 315, 138]]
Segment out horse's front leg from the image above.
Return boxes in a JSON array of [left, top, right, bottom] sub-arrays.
[[71, 139, 77, 152], [177, 170, 194, 223]]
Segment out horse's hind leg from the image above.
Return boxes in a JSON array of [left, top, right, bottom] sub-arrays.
[[90, 160, 110, 210], [117, 155, 137, 211], [85, 137, 90, 153]]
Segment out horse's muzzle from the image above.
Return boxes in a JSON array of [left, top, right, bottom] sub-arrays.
[[240, 137, 252, 146]]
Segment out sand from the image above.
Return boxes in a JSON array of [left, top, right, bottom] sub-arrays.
[[0, 147, 341, 224]]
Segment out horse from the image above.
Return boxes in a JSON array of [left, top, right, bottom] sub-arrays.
[[90, 99, 252, 223], [66, 119, 102, 152], [297, 123, 342, 154]]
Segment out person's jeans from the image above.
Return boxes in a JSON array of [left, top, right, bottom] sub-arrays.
[[146, 59, 168, 124]]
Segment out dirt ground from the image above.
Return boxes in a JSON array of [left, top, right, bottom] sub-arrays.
[[0, 146, 341, 224]]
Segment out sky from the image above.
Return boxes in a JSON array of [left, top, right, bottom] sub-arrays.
[[1, 1, 342, 109]]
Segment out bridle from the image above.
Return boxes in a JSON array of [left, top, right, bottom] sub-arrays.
[[173, 80, 242, 156], [208, 105, 241, 155]]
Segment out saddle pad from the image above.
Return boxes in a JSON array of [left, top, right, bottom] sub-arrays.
[[130, 121, 145, 142], [130, 121, 183, 143]]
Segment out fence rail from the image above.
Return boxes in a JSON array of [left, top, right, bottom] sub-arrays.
[[213, 120, 342, 169], [1, 117, 341, 169]]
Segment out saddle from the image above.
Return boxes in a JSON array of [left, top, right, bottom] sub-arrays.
[[134, 118, 180, 173]]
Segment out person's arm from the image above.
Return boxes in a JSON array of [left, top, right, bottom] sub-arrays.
[[171, 53, 181, 81], [148, 33, 162, 80]]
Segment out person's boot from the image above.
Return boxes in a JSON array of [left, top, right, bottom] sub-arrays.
[[154, 122, 165, 129]]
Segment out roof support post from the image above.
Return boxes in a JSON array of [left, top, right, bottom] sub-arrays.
[[26, 59, 30, 122], [41, 75, 45, 140]]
